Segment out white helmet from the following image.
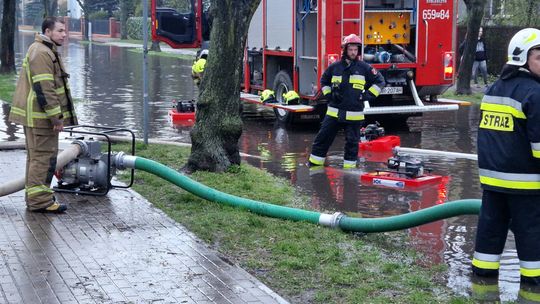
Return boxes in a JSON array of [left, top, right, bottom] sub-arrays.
[[507, 28, 540, 66], [199, 49, 209, 60]]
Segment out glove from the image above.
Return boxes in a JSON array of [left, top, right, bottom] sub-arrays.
[[331, 83, 342, 103]]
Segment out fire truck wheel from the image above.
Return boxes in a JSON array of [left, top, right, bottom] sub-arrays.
[[273, 70, 294, 123]]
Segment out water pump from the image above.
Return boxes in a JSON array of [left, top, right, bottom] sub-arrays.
[[54, 125, 135, 196], [387, 154, 424, 178]]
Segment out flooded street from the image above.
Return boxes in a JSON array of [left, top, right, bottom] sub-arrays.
[[0, 32, 525, 302]]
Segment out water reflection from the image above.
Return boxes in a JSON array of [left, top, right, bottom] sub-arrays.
[[0, 32, 525, 301]]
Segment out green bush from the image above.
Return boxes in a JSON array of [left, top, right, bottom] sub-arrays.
[[126, 17, 151, 40], [89, 10, 110, 21]]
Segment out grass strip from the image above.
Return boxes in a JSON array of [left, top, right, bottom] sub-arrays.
[[0, 73, 17, 104], [115, 142, 474, 304], [441, 89, 484, 104]]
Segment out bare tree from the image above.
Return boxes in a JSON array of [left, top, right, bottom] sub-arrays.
[[0, 0, 16, 73], [456, 0, 487, 95], [185, 0, 261, 172], [42, 0, 58, 17]]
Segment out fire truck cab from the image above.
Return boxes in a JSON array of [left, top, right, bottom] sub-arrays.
[[152, 0, 459, 123]]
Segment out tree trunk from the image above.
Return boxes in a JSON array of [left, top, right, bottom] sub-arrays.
[[42, 0, 58, 17], [119, 0, 132, 39], [456, 0, 487, 95], [75, 0, 89, 40], [150, 40, 161, 52], [0, 0, 16, 74], [185, 0, 261, 172]]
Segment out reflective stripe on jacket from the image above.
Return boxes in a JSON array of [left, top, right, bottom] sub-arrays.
[[9, 34, 77, 128], [320, 58, 385, 122], [478, 67, 540, 194]]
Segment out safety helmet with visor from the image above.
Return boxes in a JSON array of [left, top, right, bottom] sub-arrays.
[[507, 28, 540, 66]]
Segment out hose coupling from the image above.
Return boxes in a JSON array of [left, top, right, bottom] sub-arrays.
[[318, 212, 345, 228], [113, 152, 137, 170]]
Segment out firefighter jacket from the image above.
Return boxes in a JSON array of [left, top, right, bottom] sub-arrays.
[[477, 66, 540, 194], [320, 58, 385, 122], [9, 34, 77, 128]]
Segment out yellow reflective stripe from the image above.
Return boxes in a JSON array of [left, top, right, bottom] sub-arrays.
[[32, 112, 48, 119], [519, 289, 540, 302], [31, 73, 54, 83], [26, 90, 35, 127], [309, 154, 325, 165], [472, 258, 500, 270], [480, 103, 526, 119], [345, 111, 364, 121], [352, 84, 364, 90], [322, 86, 331, 95], [331, 76, 342, 83], [349, 75, 366, 84], [45, 106, 61, 117], [471, 282, 499, 295], [10, 106, 26, 117], [55, 86, 65, 95], [63, 111, 73, 118], [25, 185, 53, 197], [479, 176, 540, 190], [326, 106, 338, 118], [532, 143, 540, 158], [521, 267, 540, 277], [369, 85, 382, 97]]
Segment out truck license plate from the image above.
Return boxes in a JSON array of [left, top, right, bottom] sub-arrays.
[[381, 86, 403, 95]]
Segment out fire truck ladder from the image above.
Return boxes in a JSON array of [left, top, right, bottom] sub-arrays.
[[341, 0, 362, 38]]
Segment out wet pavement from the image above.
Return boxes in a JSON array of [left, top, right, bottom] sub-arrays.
[[0, 149, 288, 303], [0, 32, 532, 302]]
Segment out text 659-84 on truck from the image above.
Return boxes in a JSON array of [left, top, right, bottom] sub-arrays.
[[152, 0, 460, 124]]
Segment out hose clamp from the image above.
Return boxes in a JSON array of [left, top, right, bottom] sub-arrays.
[[71, 140, 89, 156], [319, 212, 345, 228]]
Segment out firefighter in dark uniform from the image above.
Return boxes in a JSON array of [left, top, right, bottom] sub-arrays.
[[308, 34, 385, 168], [8, 17, 77, 213], [472, 28, 540, 285]]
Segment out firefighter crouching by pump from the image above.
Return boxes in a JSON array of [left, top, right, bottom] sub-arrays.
[[308, 33, 385, 168], [192, 49, 208, 87], [472, 28, 540, 286], [8, 17, 77, 213]]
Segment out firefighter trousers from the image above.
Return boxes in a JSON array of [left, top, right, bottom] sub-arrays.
[[472, 189, 540, 284], [310, 116, 362, 167], [24, 127, 58, 211]]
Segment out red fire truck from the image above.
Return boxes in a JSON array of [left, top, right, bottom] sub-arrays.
[[152, 0, 459, 123]]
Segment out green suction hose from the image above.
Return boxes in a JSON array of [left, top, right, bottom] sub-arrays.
[[117, 155, 481, 233]]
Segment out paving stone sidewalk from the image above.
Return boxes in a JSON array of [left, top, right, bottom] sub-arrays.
[[0, 148, 288, 304]]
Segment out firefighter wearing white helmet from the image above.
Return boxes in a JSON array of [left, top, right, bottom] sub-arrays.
[[192, 49, 208, 87], [472, 28, 540, 285], [308, 33, 385, 168]]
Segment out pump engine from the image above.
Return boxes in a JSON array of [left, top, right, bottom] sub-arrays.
[[362, 123, 385, 141], [174, 100, 195, 113], [387, 154, 424, 178], [54, 126, 135, 196]]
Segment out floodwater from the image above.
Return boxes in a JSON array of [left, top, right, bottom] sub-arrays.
[[0, 32, 530, 302]]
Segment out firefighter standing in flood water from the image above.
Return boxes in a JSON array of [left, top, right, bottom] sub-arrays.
[[308, 34, 385, 168], [472, 28, 540, 286]]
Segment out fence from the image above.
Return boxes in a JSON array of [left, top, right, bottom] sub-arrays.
[[69, 18, 81, 33], [91, 19, 110, 35]]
